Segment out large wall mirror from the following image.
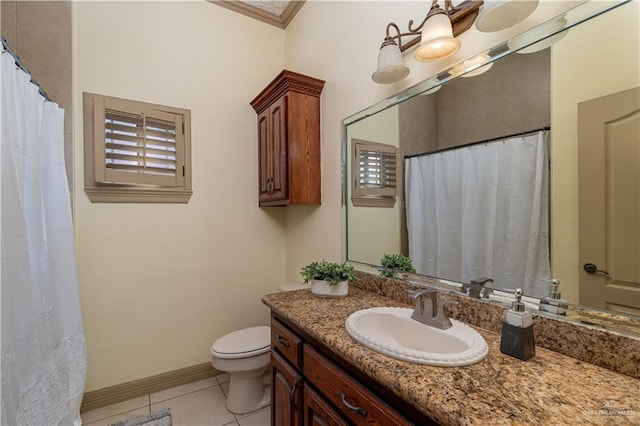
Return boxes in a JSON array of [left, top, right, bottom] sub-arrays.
[[343, 0, 639, 331]]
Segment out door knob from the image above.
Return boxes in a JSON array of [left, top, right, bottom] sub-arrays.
[[583, 263, 609, 275]]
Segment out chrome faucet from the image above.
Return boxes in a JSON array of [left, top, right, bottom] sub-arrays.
[[408, 289, 457, 330]]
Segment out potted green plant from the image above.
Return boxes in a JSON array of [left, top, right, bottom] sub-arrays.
[[301, 260, 357, 298], [380, 253, 416, 278]]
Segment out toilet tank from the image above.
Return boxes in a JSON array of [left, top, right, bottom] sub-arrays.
[[279, 283, 307, 292]]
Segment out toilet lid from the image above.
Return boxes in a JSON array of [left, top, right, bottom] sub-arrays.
[[211, 326, 270, 359]]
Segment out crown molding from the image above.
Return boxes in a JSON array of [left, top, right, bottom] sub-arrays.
[[209, 1, 306, 29]]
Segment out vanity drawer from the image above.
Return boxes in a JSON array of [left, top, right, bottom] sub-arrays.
[[271, 317, 302, 369], [303, 345, 411, 426]]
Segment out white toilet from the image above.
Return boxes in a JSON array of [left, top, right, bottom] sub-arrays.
[[210, 283, 307, 414], [210, 326, 271, 414]]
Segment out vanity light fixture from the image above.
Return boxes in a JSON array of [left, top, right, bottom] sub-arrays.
[[475, 0, 539, 33], [372, 0, 483, 84]]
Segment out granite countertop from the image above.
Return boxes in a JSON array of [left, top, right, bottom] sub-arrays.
[[263, 287, 640, 425]]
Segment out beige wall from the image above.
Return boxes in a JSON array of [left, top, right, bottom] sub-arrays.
[[551, 1, 639, 303], [282, 0, 583, 283], [346, 106, 401, 265], [73, 1, 286, 391]]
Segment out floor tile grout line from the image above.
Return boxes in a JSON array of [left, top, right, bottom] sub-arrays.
[[84, 381, 213, 423], [85, 378, 254, 425], [150, 383, 221, 406], [82, 401, 150, 424]]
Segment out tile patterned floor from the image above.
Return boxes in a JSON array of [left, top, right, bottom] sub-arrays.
[[81, 374, 270, 426]]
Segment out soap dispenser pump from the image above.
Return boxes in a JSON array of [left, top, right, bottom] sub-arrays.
[[500, 288, 535, 360], [538, 279, 568, 315]]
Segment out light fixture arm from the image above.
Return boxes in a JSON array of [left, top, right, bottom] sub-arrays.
[[408, 0, 452, 33], [380, 0, 483, 53]]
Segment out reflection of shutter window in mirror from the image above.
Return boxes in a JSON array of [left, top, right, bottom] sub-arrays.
[[352, 139, 398, 207]]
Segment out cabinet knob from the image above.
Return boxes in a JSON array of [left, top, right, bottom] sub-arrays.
[[267, 177, 274, 195]]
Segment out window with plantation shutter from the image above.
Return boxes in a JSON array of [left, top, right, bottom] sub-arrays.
[[83, 93, 192, 203], [351, 139, 398, 207]]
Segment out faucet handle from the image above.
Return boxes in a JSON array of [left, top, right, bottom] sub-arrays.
[[434, 300, 457, 329], [481, 286, 493, 299]]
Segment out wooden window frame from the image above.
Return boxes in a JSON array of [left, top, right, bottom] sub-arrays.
[[83, 92, 192, 203], [351, 138, 398, 208]]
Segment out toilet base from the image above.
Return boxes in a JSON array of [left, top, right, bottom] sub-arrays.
[[225, 373, 271, 414]]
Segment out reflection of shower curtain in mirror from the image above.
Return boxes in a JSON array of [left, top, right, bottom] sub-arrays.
[[405, 131, 550, 297], [1, 51, 86, 424]]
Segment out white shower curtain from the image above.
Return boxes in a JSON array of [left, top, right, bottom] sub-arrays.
[[405, 131, 550, 297], [1, 51, 87, 425]]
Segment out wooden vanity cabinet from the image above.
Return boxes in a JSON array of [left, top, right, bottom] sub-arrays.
[[251, 70, 325, 207], [303, 384, 347, 426], [303, 345, 411, 426], [272, 351, 302, 426], [270, 315, 418, 426], [271, 317, 304, 424]]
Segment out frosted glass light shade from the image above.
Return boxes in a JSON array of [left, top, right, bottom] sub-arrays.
[[508, 17, 569, 54], [372, 42, 410, 84], [460, 62, 493, 77], [420, 77, 442, 95], [449, 53, 493, 78], [414, 13, 461, 62], [475, 0, 539, 33]]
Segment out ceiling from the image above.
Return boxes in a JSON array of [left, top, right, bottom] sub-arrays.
[[209, 1, 306, 29]]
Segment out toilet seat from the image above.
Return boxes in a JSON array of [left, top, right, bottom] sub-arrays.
[[211, 326, 270, 359]]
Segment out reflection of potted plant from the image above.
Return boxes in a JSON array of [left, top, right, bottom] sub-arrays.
[[301, 260, 357, 298], [380, 254, 416, 278]]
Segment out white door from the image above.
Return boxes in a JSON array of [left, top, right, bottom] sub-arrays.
[[578, 87, 640, 315]]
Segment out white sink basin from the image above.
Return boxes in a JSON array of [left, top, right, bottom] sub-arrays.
[[345, 307, 488, 366]]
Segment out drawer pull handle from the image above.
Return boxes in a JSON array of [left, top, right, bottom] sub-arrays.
[[276, 335, 290, 347], [339, 391, 367, 418]]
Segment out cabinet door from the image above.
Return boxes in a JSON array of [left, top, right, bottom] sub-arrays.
[[268, 95, 288, 202], [272, 351, 302, 426], [303, 384, 347, 426], [257, 109, 271, 203]]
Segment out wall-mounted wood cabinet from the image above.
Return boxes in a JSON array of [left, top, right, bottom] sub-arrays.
[[251, 70, 325, 206]]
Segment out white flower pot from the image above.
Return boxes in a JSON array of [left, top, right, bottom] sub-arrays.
[[310, 279, 348, 298]]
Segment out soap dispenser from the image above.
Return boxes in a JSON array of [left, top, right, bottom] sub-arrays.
[[538, 279, 568, 315], [500, 288, 535, 360]]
